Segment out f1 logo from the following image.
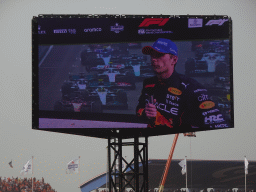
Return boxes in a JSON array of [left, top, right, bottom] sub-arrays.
[[139, 18, 169, 27], [205, 19, 228, 26]]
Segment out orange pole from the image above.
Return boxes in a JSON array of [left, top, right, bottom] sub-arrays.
[[159, 133, 179, 192]]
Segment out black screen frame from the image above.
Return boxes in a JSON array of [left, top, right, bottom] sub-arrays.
[[32, 15, 234, 138]]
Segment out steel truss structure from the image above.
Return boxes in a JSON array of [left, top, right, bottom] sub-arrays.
[[108, 136, 148, 192]]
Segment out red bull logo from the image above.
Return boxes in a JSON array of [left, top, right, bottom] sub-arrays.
[[145, 84, 155, 88], [154, 111, 173, 128], [137, 108, 144, 116], [168, 87, 182, 95], [199, 101, 215, 109]]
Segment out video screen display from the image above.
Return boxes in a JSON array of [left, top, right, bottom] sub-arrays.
[[33, 15, 234, 137]]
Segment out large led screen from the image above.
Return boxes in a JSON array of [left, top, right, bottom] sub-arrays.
[[33, 15, 234, 138]]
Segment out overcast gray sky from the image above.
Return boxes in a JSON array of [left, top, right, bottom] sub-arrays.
[[0, 0, 256, 191]]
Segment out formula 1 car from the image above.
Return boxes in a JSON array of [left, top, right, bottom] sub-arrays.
[[54, 94, 103, 113], [90, 62, 125, 72], [59, 73, 129, 112], [139, 66, 155, 80], [114, 74, 136, 90], [80, 49, 105, 72], [185, 56, 228, 77], [62, 73, 91, 98], [185, 58, 208, 76], [187, 39, 230, 77], [87, 81, 129, 110], [59, 74, 101, 112], [94, 67, 136, 90], [127, 42, 142, 49]]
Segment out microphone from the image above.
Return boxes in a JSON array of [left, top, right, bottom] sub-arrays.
[[148, 95, 156, 126], [150, 95, 154, 104]]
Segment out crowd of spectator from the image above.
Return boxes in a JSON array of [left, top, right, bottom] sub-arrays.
[[0, 177, 56, 192]]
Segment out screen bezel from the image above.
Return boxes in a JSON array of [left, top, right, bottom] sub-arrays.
[[33, 15, 234, 137]]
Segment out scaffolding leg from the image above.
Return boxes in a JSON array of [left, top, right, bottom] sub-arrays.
[[108, 136, 148, 192]]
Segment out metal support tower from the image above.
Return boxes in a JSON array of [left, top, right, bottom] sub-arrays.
[[108, 136, 148, 192]]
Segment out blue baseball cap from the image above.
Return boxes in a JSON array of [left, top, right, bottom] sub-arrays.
[[142, 38, 178, 56]]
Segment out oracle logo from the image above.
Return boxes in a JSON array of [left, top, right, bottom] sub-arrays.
[[84, 28, 102, 32]]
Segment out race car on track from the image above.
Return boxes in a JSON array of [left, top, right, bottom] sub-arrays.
[[58, 74, 103, 113], [139, 65, 155, 80], [186, 40, 230, 77], [90, 62, 125, 72], [185, 56, 228, 76], [114, 74, 136, 90], [54, 93, 103, 113], [95, 67, 136, 90], [87, 80, 129, 109]]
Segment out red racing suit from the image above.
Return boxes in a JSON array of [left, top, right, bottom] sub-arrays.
[[136, 71, 230, 131]]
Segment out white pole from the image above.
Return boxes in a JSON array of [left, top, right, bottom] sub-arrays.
[[32, 156, 34, 192], [114, 138, 116, 192], [190, 137, 192, 191], [106, 146, 108, 190], [79, 156, 81, 186], [125, 156, 127, 191], [245, 156, 246, 192], [245, 172, 246, 192], [185, 156, 187, 192]]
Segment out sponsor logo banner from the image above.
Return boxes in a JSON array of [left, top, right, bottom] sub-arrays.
[[198, 94, 209, 101], [205, 114, 224, 124], [166, 99, 179, 107], [199, 101, 215, 109], [205, 19, 228, 26], [110, 23, 124, 33], [194, 89, 207, 93], [168, 87, 182, 95], [155, 102, 178, 115], [53, 29, 76, 34], [166, 94, 180, 101], [53, 29, 67, 34], [38, 25, 46, 34], [138, 28, 173, 35], [215, 124, 228, 128], [68, 29, 76, 34], [202, 109, 219, 116], [188, 18, 203, 28], [139, 18, 169, 27], [84, 28, 102, 32]]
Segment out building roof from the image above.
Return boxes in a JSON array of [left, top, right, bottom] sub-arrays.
[[80, 162, 143, 192], [80, 159, 256, 192]]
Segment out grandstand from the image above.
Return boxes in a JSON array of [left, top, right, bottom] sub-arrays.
[[0, 177, 56, 192], [79, 159, 256, 192]]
